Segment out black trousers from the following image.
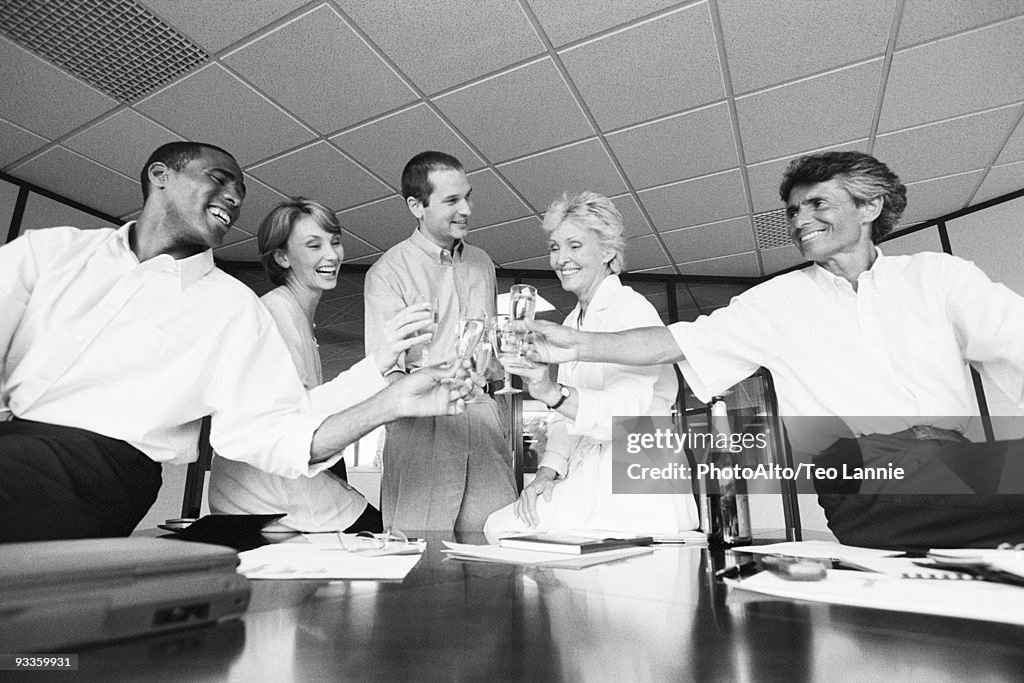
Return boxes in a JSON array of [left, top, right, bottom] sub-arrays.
[[815, 431, 1024, 551], [343, 502, 384, 534], [0, 419, 162, 542]]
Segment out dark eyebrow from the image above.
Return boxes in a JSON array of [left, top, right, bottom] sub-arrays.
[[214, 166, 246, 198]]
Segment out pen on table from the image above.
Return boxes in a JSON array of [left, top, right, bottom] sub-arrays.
[[715, 560, 760, 580]]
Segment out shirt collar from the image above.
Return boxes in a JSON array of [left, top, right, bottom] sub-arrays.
[[571, 273, 621, 326], [409, 227, 464, 264], [117, 221, 216, 290], [810, 246, 884, 291]]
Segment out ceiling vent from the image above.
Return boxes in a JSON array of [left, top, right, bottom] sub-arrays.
[[752, 208, 791, 249], [0, 0, 208, 103]]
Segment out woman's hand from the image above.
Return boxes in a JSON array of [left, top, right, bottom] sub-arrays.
[[373, 303, 434, 374], [513, 466, 560, 527], [500, 356, 558, 402]]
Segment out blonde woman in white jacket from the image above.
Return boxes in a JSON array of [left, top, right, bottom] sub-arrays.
[[484, 192, 698, 540]]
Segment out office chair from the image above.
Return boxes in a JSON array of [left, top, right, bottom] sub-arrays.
[[181, 416, 213, 519]]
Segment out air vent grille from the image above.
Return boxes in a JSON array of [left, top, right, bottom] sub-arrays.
[[752, 208, 791, 249], [0, 0, 208, 102]]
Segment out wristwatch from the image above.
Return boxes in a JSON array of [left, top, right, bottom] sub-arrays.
[[547, 384, 570, 410]]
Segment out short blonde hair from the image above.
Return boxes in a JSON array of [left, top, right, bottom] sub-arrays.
[[541, 191, 626, 274]]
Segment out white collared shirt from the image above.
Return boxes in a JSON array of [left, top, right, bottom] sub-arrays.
[[0, 223, 331, 478], [671, 249, 1024, 437]]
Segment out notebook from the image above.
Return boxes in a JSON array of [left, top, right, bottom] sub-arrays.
[[498, 533, 654, 555], [0, 537, 250, 652]]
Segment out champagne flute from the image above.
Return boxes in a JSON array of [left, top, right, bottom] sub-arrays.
[[508, 284, 537, 332], [491, 314, 523, 395], [467, 319, 493, 404], [455, 307, 487, 362], [409, 295, 439, 370]]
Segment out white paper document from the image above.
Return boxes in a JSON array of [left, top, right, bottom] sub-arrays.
[[237, 543, 422, 580], [729, 540, 903, 563], [441, 541, 653, 569], [727, 568, 1024, 626]]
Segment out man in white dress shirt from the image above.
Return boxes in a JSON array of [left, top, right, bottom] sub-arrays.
[[0, 141, 468, 542], [527, 151, 1024, 549]]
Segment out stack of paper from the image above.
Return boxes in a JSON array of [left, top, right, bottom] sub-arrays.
[[237, 543, 422, 580], [441, 541, 653, 569]]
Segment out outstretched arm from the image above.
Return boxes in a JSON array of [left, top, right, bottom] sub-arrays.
[[308, 366, 470, 463], [528, 320, 685, 366]]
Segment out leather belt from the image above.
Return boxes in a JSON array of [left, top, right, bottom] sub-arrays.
[[891, 425, 965, 443]]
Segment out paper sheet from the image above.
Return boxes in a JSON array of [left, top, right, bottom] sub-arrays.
[[237, 543, 422, 580], [729, 540, 902, 563], [727, 568, 1024, 626], [441, 541, 653, 569]]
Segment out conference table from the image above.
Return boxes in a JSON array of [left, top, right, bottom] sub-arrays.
[[71, 531, 1024, 681]]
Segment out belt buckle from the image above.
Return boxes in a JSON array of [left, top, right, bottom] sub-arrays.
[[911, 425, 940, 440]]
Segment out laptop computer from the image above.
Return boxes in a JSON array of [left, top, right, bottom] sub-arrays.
[[0, 537, 250, 652]]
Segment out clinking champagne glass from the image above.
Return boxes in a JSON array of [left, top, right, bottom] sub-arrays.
[[409, 295, 439, 371], [455, 308, 487, 362], [467, 319, 493, 404], [491, 314, 522, 395], [508, 284, 537, 333]]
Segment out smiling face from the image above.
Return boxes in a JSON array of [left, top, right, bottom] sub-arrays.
[[275, 215, 343, 293], [786, 179, 879, 265], [156, 146, 245, 257], [408, 168, 471, 249], [548, 219, 614, 305]]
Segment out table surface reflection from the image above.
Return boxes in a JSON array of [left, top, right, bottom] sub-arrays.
[[73, 532, 1024, 682]]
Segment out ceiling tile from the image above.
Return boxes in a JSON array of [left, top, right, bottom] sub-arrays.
[[720, 0, 893, 94], [140, 0, 310, 54], [880, 225, 945, 256], [331, 104, 484, 183], [874, 105, 1023, 183], [607, 103, 737, 189], [760, 245, 805, 274], [899, 171, 986, 225], [218, 226, 253, 247], [736, 60, 882, 164], [637, 169, 747, 231], [996, 116, 1024, 165], [502, 254, 551, 270], [321, 274, 368, 302], [608, 193, 654, 238], [224, 6, 416, 134], [337, 194, 415, 252], [63, 110, 183, 179], [465, 169, 534, 228], [0, 179, 19, 233], [10, 147, 141, 217], [623, 234, 671, 271], [560, 3, 723, 129], [214, 235, 259, 261], [337, 0, 543, 94], [467, 217, 546, 265], [746, 140, 868, 213], [338, 229, 379, 262], [135, 64, 315, 166], [896, 0, 1024, 48], [247, 141, 392, 210], [660, 217, 755, 264], [497, 139, 625, 211], [0, 37, 116, 138], [677, 251, 760, 277], [529, 0, 680, 46], [0, 118, 48, 169], [880, 17, 1024, 131], [973, 161, 1024, 204], [18, 191, 118, 233], [232, 176, 288, 235], [434, 59, 593, 163]]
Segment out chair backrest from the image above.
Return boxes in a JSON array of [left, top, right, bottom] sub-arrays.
[[181, 416, 213, 518]]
